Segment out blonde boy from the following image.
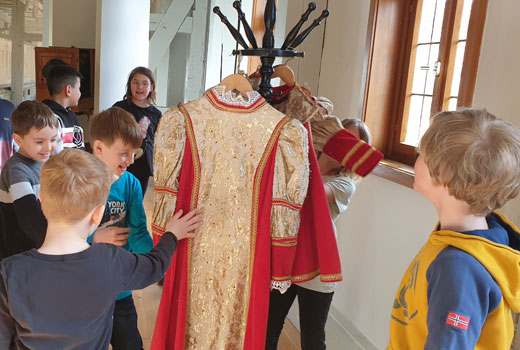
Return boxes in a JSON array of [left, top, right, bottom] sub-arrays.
[[388, 109, 520, 349], [0, 101, 59, 259], [0, 149, 200, 349], [89, 107, 153, 349]]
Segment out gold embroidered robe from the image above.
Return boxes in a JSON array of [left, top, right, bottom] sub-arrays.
[[151, 87, 309, 350]]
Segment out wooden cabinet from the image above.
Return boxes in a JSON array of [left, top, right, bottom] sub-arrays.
[[35, 47, 95, 114]]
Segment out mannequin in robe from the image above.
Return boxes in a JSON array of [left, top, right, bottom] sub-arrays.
[[151, 85, 311, 350]]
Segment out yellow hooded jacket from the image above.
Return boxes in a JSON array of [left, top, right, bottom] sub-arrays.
[[388, 212, 520, 350]]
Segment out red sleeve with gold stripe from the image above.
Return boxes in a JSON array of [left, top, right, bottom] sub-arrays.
[[270, 199, 302, 289], [323, 129, 383, 177], [270, 236, 298, 290], [152, 222, 166, 246]]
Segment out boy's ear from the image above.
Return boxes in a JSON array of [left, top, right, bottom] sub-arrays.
[[64, 84, 72, 97], [92, 139, 103, 156], [12, 133, 22, 147], [91, 204, 105, 226]]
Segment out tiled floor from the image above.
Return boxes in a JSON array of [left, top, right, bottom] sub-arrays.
[[136, 179, 368, 350]]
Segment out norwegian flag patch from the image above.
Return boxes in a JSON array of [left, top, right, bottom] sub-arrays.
[[446, 312, 470, 330]]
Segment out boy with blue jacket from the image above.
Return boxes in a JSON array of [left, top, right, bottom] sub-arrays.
[[388, 109, 520, 349], [89, 107, 154, 350]]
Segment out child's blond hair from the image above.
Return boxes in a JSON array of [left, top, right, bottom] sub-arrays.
[[90, 107, 142, 148], [420, 108, 520, 215], [11, 100, 59, 136], [40, 149, 112, 223], [342, 118, 371, 144]]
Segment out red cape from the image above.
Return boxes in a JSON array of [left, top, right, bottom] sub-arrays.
[[291, 123, 343, 283]]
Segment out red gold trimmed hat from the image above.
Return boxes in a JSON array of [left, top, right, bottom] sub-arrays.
[[323, 129, 384, 177]]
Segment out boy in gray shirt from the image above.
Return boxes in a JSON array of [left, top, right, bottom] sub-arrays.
[[0, 101, 59, 259]]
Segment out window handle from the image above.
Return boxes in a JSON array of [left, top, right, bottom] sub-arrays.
[[420, 61, 441, 77]]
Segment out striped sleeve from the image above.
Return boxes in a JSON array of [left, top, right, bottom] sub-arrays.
[[3, 161, 46, 246]]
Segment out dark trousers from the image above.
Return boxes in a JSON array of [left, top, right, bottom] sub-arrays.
[[127, 158, 150, 196], [111, 295, 143, 350], [265, 285, 334, 350]]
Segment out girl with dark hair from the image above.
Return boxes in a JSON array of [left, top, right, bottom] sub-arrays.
[[113, 67, 162, 195]]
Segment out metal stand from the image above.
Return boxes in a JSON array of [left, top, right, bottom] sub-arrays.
[[213, 1, 329, 102]]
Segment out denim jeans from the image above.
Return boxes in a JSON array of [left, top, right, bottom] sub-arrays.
[[265, 285, 334, 350], [111, 295, 143, 350]]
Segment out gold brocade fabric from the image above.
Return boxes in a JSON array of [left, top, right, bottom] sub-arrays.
[[152, 112, 185, 229], [153, 87, 309, 349], [270, 124, 310, 238]]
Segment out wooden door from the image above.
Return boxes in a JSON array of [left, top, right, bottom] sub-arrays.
[[35, 47, 80, 103]]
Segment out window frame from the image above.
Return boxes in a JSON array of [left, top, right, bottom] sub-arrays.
[[362, 0, 488, 186]]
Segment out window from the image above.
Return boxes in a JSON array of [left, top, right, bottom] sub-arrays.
[[362, 0, 488, 185], [0, 0, 43, 102]]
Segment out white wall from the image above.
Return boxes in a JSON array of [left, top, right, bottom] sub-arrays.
[[316, 1, 368, 118], [94, 0, 150, 112], [204, 0, 287, 90], [472, 0, 520, 224], [53, 0, 96, 48], [205, 0, 254, 90], [331, 177, 435, 349], [284, 0, 328, 94], [291, 0, 520, 349]]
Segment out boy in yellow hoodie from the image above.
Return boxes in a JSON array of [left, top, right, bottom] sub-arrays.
[[388, 109, 520, 350]]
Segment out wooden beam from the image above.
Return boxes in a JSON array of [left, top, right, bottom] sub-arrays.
[[42, 0, 52, 46], [24, 32, 41, 42], [155, 45, 169, 107], [0, 11, 10, 23], [167, 33, 189, 106], [28, 0, 43, 12], [0, 31, 38, 44], [150, 14, 192, 34], [148, 0, 193, 70], [11, 0, 24, 105], [184, 0, 209, 101], [248, 0, 267, 74], [178, 16, 193, 34], [457, 0, 488, 108], [0, 29, 40, 43], [149, 13, 162, 30]]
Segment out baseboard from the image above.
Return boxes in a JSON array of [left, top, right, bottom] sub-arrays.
[[328, 306, 378, 350]]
